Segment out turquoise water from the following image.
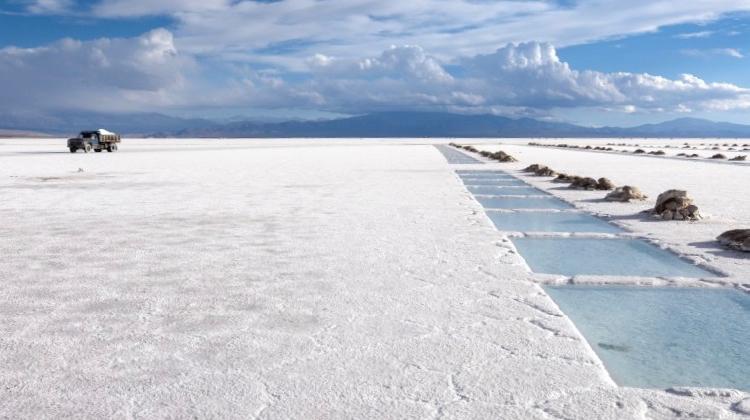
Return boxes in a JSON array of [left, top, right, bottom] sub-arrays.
[[468, 186, 548, 196], [456, 170, 508, 175], [461, 178, 527, 186], [476, 196, 573, 210], [513, 238, 714, 278], [458, 173, 514, 179], [488, 212, 623, 233], [545, 286, 750, 390], [435, 146, 483, 164]]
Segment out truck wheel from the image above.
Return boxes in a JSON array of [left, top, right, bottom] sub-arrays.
[[84, 144, 92, 153], [106, 145, 113, 152], [112, 144, 118, 152], [69, 147, 77, 153]]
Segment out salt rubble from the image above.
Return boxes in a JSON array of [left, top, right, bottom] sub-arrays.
[[0, 138, 747, 419]]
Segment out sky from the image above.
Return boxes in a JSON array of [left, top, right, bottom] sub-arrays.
[[2, 0, 750, 126]]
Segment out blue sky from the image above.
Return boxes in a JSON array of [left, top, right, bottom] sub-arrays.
[[2, 1, 750, 126]]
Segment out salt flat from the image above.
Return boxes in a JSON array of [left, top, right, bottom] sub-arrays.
[[0, 138, 748, 419]]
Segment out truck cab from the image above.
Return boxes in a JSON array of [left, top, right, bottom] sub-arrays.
[[68, 129, 121, 153]]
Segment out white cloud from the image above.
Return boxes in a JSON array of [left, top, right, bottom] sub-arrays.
[[674, 30, 715, 39], [24, 0, 73, 14], [92, 0, 230, 17], [722, 48, 744, 58], [286, 42, 750, 114], [83, 0, 750, 69], [0, 29, 193, 112], [681, 48, 745, 58], [2, 30, 750, 118]]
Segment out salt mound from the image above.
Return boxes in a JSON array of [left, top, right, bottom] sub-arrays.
[[569, 177, 613, 190], [490, 151, 518, 162], [569, 177, 599, 190], [596, 177, 615, 190], [554, 173, 578, 183], [717, 229, 750, 252], [534, 166, 557, 176], [605, 186, 647, 202], [523, 164, 542, 172], [652, 190, 701, 221]]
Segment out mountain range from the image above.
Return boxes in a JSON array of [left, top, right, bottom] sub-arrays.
[[3, 111, 750, 138]]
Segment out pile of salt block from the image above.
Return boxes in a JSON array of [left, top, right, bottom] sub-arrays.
[[717, 229, 750, 252], [649, 190, 701, 221]]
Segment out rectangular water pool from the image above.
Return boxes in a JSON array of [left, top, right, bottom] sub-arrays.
[[456, 170, 508, 175], [513, 238, 714, 278], [434, 145, 483, 164], [458, 173, 514, 179], [461, 179, 529, 186], [488, 211, 623, 233], [476, 196, 573, 210], [545, 286, 750, 390], [468, 186, 548, 196]]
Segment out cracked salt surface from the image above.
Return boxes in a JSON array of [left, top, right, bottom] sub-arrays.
[[0, 139, 747, 419]]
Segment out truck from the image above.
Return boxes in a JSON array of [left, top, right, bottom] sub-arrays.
[[68, 129, 121, 153]]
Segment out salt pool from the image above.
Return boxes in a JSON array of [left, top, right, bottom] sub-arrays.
[[468, 186, 548, 196], [476, 196, 574, 210], [487, 211, 623, 233], [456, 170, 508, 175], [513, 238, 714, 278], [460, 178, 528, 186], [434, 146, 483, 164], [545, 286, 750, 390], [457, 173, 514, 179]]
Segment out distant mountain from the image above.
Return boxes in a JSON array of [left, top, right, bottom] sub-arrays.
[[171, 112, 595, 138], [3, 111, 750, 138], [0, 111, 217, 136], [605, 118, 750, 138], [168, 112, 750, 138], [0, 129, 53, 138]]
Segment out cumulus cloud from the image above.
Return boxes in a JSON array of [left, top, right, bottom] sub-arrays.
[[1, 32, 749, 118], [0, 29, 192, 112], [287, 42, 750, 114]]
